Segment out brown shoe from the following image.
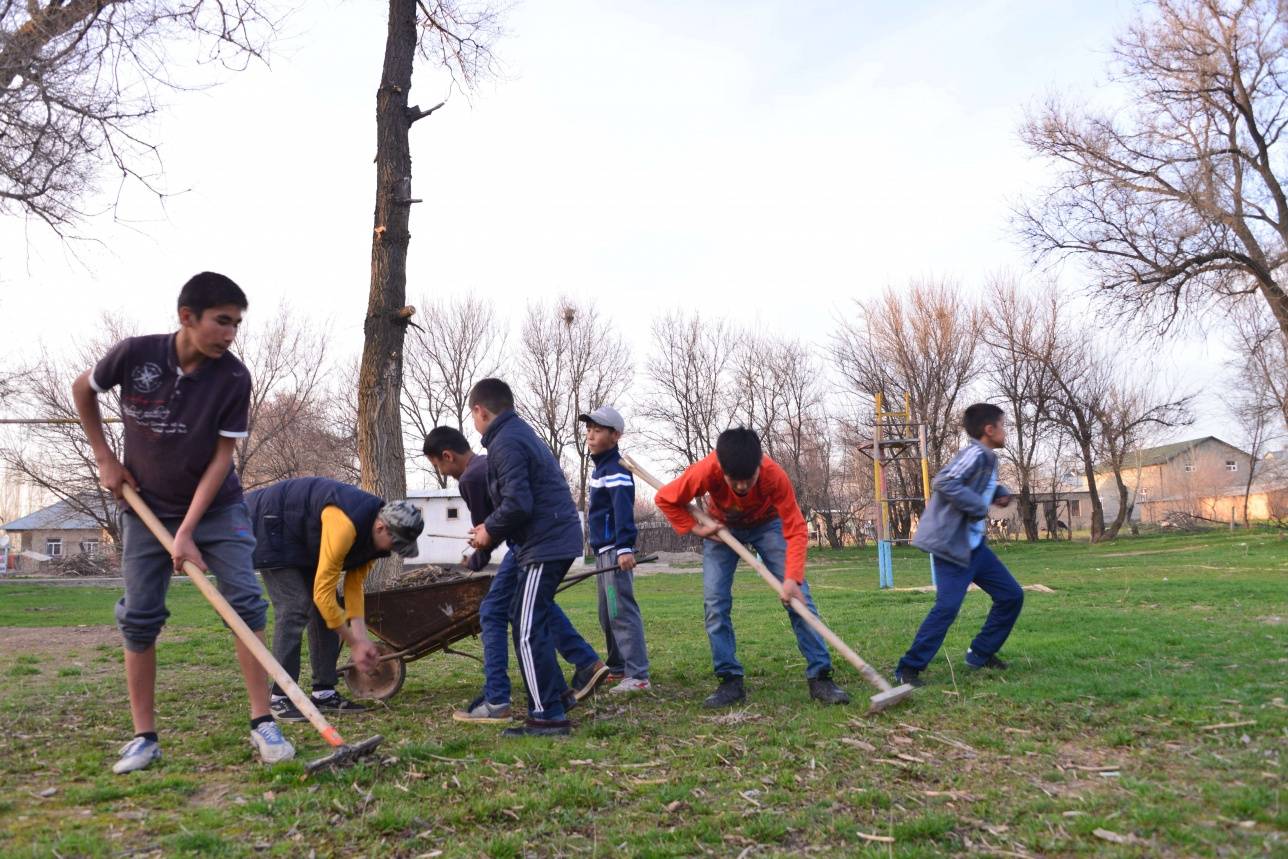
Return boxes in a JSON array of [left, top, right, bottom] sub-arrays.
[[570, 660, 611, 701]]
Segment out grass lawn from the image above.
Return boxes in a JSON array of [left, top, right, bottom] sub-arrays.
[[0, 529, 1285, 858]]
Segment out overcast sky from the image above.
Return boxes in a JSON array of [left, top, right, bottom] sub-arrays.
[[0, 0, 1244, 454]]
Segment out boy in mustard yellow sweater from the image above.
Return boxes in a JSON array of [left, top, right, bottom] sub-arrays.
[[247, 478, 423, 721]]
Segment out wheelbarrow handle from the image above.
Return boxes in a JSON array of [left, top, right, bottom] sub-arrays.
[[556, 553, 659, 593]]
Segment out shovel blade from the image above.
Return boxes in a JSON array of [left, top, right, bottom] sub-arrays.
[[867, 683, 916, 714]]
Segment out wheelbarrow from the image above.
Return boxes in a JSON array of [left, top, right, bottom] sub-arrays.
[[340, 554, 658, 702], [340, 572, 494, 702]]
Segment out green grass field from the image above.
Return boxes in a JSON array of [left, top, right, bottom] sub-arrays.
[[1, 530, 1285, 858]]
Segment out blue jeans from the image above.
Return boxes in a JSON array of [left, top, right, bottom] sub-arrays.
[[702, 518, 832, 679], [897, 543, 1024, 672], [479, 550, 600, 705], [117, 503, 267, 652]]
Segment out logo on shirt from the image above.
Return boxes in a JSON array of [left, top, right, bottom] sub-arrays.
[[130, 362, 164, 393]]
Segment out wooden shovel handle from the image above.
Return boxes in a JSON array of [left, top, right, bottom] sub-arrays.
[[620, 454, 893, 694], [120, 485, 347, 748]]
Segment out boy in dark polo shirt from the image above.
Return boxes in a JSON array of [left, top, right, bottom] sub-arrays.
[[72, 272, 294, 773]]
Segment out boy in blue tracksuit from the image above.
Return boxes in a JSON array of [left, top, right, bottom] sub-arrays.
[[896, 403, 1024, 688], [466, 378, 607, 737], [579, 406, 651, 693], [422, 425, 610, 725]]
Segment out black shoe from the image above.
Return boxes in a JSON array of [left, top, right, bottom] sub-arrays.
[[569, 660, 611, 701], [893, 667, 926, 688], [502, 718, 572, 737], [702, 675, 746, 708], [311, 691, 369, 714], [807, 671, 851, 705], [562, 688, 579, 713], [965, 651, 1009, 671], [269, 696, 307, 723]]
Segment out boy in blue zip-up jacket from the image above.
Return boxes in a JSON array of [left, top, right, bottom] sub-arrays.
[[579, 406, 651, 693], [896, 403, 1024, 688]]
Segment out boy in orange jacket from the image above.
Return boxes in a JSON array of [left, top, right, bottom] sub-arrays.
[[655, 428, 849, 708]]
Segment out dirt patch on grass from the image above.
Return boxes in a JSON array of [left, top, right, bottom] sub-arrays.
[[0, 625, 121, 659]]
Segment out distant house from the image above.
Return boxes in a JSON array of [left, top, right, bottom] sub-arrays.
[[1053, 436, 1288, 525], [0, 499, 115, 572], [403, 487, 511, 567]]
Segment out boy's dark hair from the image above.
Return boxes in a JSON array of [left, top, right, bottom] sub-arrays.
[[423, 426, 471, 458], [468, 378, 514, 414], [963, 403, 1005, 439], [716, 427, 763, 480], [177, 272, 248, 317]]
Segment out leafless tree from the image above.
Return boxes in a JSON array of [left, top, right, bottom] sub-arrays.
[[232, 306, 332, 488], [1026, 320, 1115, 542], [1095, 382, 1193, 539], [1, 0, 279, 232], [0, 316, 134, 539], [1225, 298, 1287, 525], [1018, 0, 1288, 424], [981, 276, 1062, 541], [402, 294, 505, 487], [357, 0, 503, 589], [637, 310, 739, 468], [830, 279, 981, 539], [830, 278, 982, 472], [321, 357, 362, 486], [732, 335, 839, 528], [514, 298, 632, 511]]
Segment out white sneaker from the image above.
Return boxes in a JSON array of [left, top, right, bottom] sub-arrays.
[[609, 677, 651, 694], [112, 736, 161, 774], [249, 721, 295, 764]]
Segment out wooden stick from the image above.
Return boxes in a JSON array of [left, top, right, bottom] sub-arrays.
[[120, 485, 347, 750], [621, 453, 895, 696]]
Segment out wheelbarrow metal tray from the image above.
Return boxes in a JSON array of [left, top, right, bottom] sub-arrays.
[[365, 573, 493, 656]]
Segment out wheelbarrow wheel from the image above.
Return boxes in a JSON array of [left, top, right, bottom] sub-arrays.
[[342, 641, 406, 701]]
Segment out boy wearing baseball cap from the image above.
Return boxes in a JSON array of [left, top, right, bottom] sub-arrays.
[[579, 406, 651, 693]]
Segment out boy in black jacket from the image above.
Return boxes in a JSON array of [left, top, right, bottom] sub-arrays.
[[467, 379, 606, 736], [579, 406, 651, 692], [424, 426, 610, 725]]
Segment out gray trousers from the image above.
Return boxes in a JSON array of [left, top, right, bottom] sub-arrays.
[[260, 566, 342, 695], [117, 503, 266, 652], [595, 549, 650, 679]]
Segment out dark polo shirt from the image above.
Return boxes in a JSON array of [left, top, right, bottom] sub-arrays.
[[92, 333, 251, 518], [457, 452, 493, 570]]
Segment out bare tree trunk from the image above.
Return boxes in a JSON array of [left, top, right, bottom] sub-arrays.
[[359, 0, 417, 589], [1017, 488, 1040, 542], [1103, 466, 1132, 541]]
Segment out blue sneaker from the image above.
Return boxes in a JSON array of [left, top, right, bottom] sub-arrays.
[[249, 721, 295, 764], [112, 736, 161, 774]]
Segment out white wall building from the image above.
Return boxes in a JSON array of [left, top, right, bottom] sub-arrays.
[[404, 487, 510, 567]]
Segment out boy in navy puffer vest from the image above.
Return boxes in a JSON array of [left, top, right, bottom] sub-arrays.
[[247, 477, 423, 721]]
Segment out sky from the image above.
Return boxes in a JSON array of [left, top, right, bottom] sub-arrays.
[[0, 0, 1245, 455]]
